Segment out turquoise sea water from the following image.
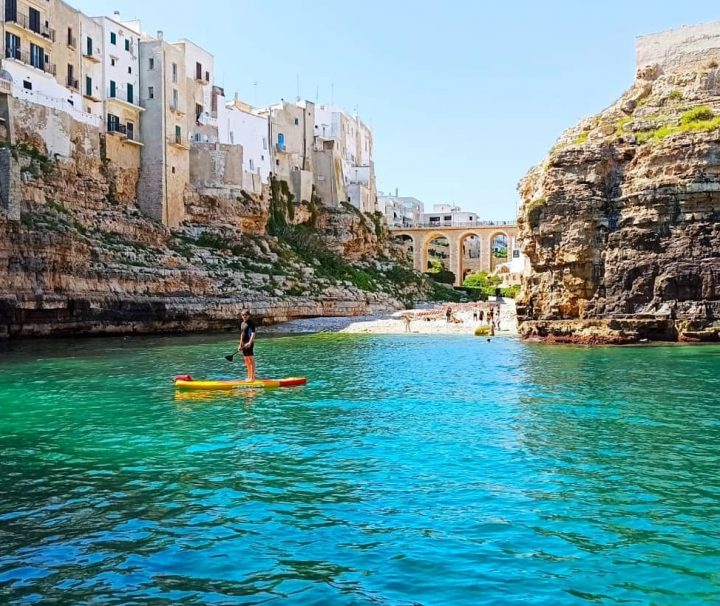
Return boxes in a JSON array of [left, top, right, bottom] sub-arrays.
[[1, 333, 719, 605]]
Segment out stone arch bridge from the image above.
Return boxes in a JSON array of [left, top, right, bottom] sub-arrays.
[[390, 224, 519, 286]]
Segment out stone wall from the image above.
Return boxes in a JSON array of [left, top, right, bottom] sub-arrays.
[[637, 21, 720, 74], [190, 143, 243, 188]]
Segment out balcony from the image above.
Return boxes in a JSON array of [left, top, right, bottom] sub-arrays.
[[108, 91, 145, 112], [66, 77, 78, 90], [168, 134, 190, 150], [4, 48, 56, 76], [67, 35, 76, 49], [83, 48, 101, 63], [5, 11, 55, 42], [107, 122, 127, 137]]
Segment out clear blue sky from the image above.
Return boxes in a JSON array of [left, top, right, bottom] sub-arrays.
[[73, 1, 720, 219]]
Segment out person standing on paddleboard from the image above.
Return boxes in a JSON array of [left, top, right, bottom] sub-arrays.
[[238, 309, 256, 381]]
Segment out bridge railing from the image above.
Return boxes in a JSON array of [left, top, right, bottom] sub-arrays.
[[389, 220, 517, 229]]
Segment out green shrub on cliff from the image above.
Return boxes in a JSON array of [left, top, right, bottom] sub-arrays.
[[636, 105, 720, 143]]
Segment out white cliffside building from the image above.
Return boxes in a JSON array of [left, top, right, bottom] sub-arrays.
[[378, 194, 424, 227], [314, 104, 376, 213], [423, 204, 479, 227], [217, 97, 270, 194]]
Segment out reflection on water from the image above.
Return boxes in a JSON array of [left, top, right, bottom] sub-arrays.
[[1, 335, 719, 604]]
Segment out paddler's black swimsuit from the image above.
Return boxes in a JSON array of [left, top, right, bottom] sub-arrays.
[[240, 319, 256, 357]]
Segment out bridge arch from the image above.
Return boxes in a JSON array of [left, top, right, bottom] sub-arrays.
[[489, 230, 511, 272], [459, 232, 485, 282]]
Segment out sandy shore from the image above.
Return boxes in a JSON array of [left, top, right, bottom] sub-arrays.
[[339, 301, 518, 335]]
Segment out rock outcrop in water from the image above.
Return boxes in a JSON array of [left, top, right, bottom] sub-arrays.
[[0, 100, 439, 339], [517, 24, 720, 343]]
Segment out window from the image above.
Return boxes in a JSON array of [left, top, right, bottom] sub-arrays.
[[148, 57, 154, 70], [205, 70, 210, 83], [249, 159, 254, 171], [107, 113, 120, 132], [277, 133, 285, 150], [127, 83, 134, 104], [124, 39, 130, 52], [5, 33, 20, 60], [23, 80, 32, 91], [85, 76, 92, 97], [86, 36, 93, 56], [294, 118, 299, 126], [175, 125, 182, 143], [148, 86, 154, 99], [171, 166, 176, 174], [126, 121, 134, 141], [111, 58, 116, 67], [195, 103, 203, 119], [67, 64, 74, 87], [67, 27, 74, 47], [29, 43, 44, 70], [109, 80, 116, 98], [172, 63, 177, 84], [262, 137, 267, 150], [261, 155, 264, 161], [196, 61, 202, 80], [110, 32, 117, 45], [172, 89, 178, 108], [29, 7, 40, 33], [5, 0, 17, 21], [128, 66, 132, 74]]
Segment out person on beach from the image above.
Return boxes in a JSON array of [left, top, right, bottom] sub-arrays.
[[446, 307, 452, 323], [488, 307, 494, 326], [404, 314, 411, 332], [479, 309, 484, 323], [238, 309, 256, 381]]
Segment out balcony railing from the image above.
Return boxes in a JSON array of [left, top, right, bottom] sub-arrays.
[[66, 77, 78, 90], [389, 220, 517, 229], [5, 11, 56, 42], [4, 47, 56, 76], [67, 35, 76, 49], [108, 122, 127, 136]]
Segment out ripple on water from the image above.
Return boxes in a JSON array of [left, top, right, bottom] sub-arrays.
[[1, 335, 719, 604]]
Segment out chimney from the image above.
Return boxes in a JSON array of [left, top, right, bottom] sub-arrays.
[[157, 30, 164, 40]]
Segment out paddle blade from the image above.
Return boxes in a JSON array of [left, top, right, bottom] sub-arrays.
[[224, 354, 235, 362]]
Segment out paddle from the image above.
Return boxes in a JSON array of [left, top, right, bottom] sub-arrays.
[[225, 350, 242, 362]]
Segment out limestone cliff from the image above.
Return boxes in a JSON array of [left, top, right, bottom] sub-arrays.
[[0, 108, 435, 339], [517, 52, 720, 343]]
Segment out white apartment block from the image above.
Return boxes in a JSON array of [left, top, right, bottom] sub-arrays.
[[423, 204, 479, 227], [378, 194, 424, 227], [217, 97, 270, 192], [314, 104, 376, 213], [96, 14, 142, 141]]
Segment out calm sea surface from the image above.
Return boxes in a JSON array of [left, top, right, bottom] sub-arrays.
[[1, 333, 719, 605]]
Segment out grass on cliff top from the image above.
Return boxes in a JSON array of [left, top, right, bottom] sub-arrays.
[[636, 105, 720, 143]]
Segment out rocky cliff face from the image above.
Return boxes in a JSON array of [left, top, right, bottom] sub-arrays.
[[517, 58, 720, 343], [0, 114, 433, 339]]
